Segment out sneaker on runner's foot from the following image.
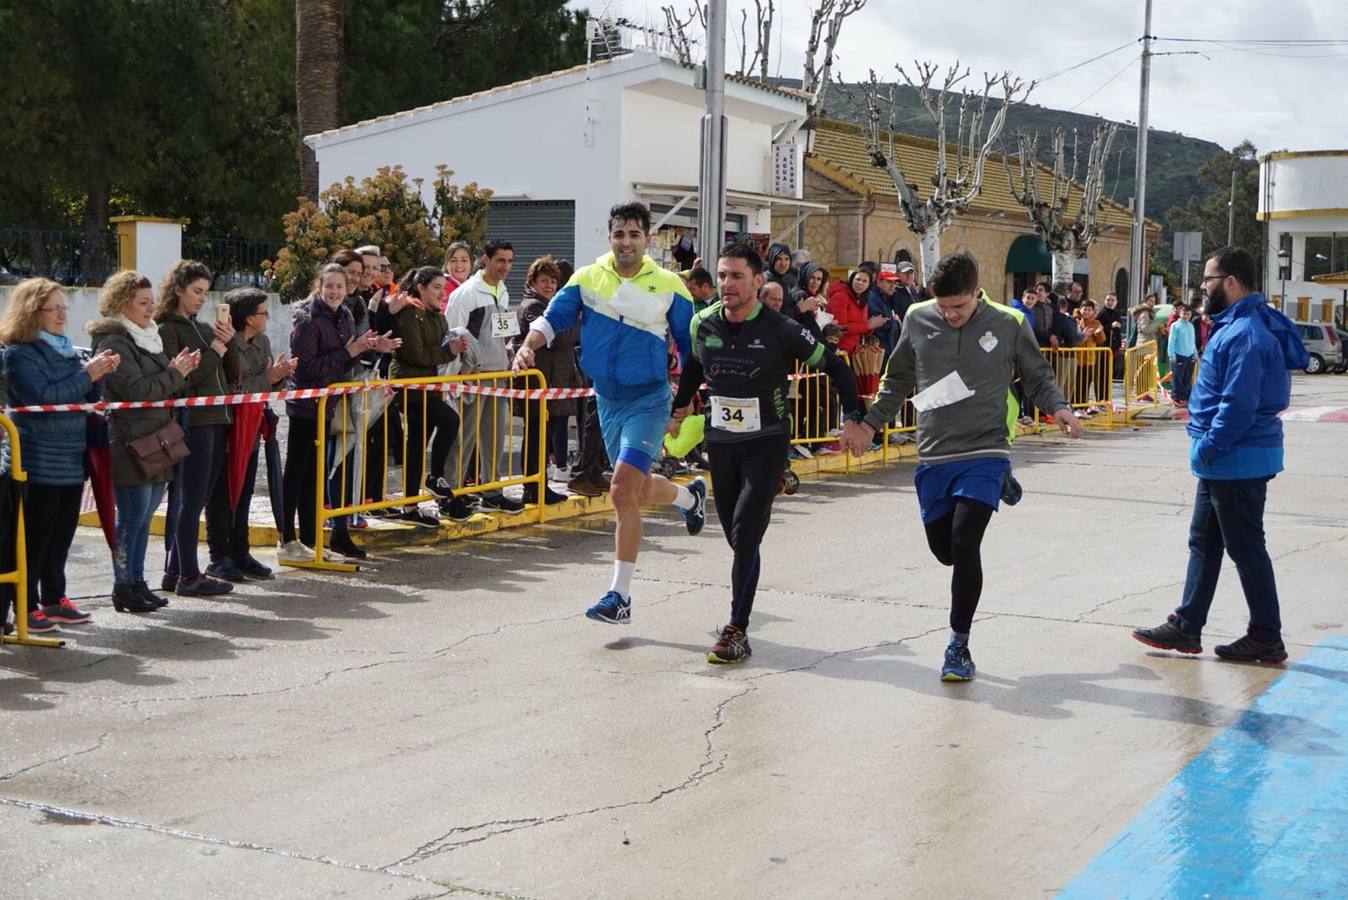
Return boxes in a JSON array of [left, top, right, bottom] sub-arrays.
[[585, 591, 631, 624], [940, 640, 976, 682], [682, 477, 707, 536], [707, 624, 752, 664]]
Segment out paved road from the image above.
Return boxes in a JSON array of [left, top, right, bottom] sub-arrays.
[[4, 375, 1348, 898]]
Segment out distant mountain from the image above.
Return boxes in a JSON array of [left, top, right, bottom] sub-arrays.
[[777, 80, 1226, 222]]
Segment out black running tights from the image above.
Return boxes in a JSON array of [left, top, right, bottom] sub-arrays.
[[708, 433, 788, 631], [923, 498, 995, 634]]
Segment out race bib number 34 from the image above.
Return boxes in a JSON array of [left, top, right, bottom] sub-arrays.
[[491, 312, 520, 338], [710, 396, 761, 433]]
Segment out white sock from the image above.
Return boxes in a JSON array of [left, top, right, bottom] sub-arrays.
[[610, 561, 635, 599], [672, 484, 696, 511]]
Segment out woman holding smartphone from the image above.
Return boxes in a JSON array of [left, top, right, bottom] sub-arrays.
[[156, 260, 241, 597]]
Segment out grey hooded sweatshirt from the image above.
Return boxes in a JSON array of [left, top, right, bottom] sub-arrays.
[[863, 299, 1068, 463]]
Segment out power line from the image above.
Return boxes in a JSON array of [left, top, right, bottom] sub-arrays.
[[1067, 57, 1138, 113], [1154, 36, 1348, 45], [1035, 39, 1137, 83]]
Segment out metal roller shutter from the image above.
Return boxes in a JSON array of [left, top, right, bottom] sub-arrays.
[[484, 200, 576, 301]]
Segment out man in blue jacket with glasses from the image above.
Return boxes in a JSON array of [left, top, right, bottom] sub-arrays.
[[1132, 247, 1308, 664]]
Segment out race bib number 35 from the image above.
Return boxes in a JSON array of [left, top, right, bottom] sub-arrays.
[[491, 312, 520, 338], [710, 396, 762, 434]]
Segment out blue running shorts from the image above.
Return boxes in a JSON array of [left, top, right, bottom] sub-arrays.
[[913, 457, 1010, 524], [597, 386, 672, 475]]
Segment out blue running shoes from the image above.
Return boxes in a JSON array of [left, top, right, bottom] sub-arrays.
[[586, 590, 631, 624], [941, 640, 976, 682], [683, 477, 707, 536]]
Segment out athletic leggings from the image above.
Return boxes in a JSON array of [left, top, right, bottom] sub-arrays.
[[923, 498, 995, 634], [708, 432, 789, 631]]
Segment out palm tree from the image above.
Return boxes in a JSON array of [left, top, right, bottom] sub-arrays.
[[295, 0, 343, 200]]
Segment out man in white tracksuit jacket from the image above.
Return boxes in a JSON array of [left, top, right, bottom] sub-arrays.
[[441, 240, 523, 517]]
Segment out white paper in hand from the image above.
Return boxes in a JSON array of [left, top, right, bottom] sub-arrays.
[[910, 370, 975, 412]]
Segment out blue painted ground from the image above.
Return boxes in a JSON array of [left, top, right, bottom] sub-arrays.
[[1062, 637, 1348, 899]]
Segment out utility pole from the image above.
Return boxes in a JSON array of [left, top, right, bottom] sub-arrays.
[[1128, 0, 1153, 309], [1227, 168, 1237, 246], [698, 0, 728, 268]]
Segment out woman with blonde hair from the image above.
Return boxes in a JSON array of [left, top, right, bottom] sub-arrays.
[[87, 271, 201, 612], [0, 278, 118, 632], [156, 259, 240, 596]]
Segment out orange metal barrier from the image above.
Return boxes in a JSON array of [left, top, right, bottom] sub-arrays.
[[282, 370, 549, 572], [0, 413, 63, 648]]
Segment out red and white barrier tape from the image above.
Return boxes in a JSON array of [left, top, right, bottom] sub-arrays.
[[5, 381, 600, 414], [7, 368, 834, 414]]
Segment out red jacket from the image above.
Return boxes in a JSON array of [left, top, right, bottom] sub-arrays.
[[827, 280, 871, 355]]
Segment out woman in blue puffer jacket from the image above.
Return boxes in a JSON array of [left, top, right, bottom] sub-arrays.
[[0, 278, 120, 634]]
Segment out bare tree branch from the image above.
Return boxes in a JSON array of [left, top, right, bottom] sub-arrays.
[[1004, 121, 1119, 288], [660, 4, 696, 66], [746, 0, 774, 83], [802, 0, 867, 118], [864, 61, 1033, 276], [735, 8, 750, 75]]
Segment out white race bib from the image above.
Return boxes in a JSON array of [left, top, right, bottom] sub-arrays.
[[910, 370, 975, 412], [491, 312, 520, 338], [710, 396, 762, 434]]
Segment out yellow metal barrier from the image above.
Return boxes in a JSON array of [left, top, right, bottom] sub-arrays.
[[1124, 340, 1160, 420], [0, 413, 63, 648], [282, 369, 549, 572], [789, 355, 854, 471], [1037, 347, 1117, 428]]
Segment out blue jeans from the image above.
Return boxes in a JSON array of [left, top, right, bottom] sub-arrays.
[[114, 482, 166, 585], [1174, 477, 1281, 641]]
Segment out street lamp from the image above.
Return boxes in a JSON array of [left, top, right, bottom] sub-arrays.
[[1277, 247, 1291, 311]]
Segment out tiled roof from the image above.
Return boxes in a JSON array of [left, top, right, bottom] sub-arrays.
[[808, 120, 1139, 229]]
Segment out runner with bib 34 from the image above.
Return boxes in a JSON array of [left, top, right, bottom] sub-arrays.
[[670, 241, 862, 664]]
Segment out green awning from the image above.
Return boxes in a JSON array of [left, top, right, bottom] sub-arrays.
[[1005, 235, 1052, 274]]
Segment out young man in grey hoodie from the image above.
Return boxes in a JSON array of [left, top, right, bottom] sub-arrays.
[[841, 251, 1082, 681]]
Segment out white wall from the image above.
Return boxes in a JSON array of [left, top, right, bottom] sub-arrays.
[[1260, 154, 1348, 217], [312, 72, 621, 266], [0, 286, 293, 353], [310, 51, 806, 264], [618, 88, 777, 233]]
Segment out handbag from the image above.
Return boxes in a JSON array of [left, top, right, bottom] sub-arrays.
[[115, 416, 190, 480]]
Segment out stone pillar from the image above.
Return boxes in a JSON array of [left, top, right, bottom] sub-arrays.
[[110, 216, 186, 283]]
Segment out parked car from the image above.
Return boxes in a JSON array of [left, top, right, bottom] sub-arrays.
[[1295, 321, 1343, 374]]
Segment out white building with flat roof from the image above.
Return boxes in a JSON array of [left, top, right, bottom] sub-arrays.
[[1259, 149, 1348, 322], [304, 50, 823, 296]]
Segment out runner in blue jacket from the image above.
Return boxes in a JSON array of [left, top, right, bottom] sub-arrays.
[[513, 202, 706, 625]]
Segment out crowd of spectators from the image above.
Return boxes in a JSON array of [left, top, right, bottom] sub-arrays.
[[0, 232, 1201, 637]]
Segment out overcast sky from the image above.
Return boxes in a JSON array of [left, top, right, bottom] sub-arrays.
[[573, 0, 1348, 154]]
